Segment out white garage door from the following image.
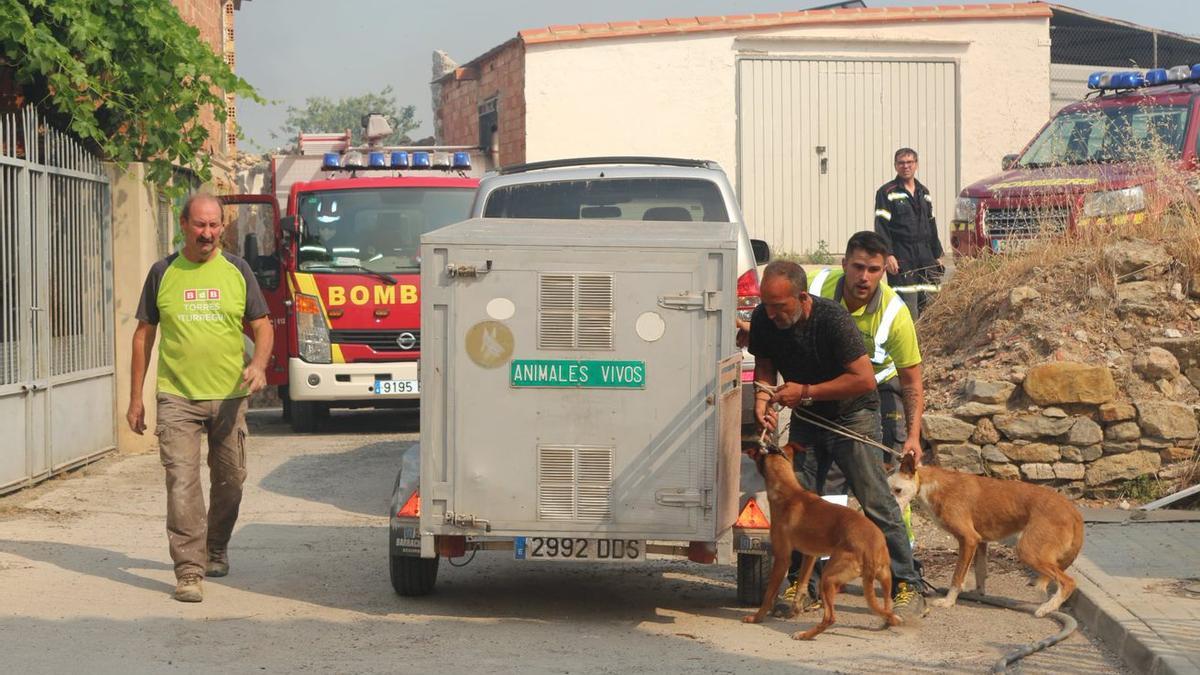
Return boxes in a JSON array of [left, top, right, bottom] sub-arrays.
[[737, 58, 958, 258]]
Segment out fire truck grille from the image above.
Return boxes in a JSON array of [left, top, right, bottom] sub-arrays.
[[330, 329, 421, 352], [985, 207, 1069, 239], [537, 445, 613, 522]]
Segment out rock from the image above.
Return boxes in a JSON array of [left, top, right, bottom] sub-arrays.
[[1150, 337, 1200, 370], [1098, 402, 1136, 422], [1000, 442, 1060, 463], [993, 414, 1076, 441], [964, 379, 1016, 404], [1073, 330, 1089, 343], [1023, 362, 1116, 405], [1085, 451, 1162, 486], [1133, 347, 1181, 380], [1104, 421, 1141, 442], [1009, 286, 1041, 308], [1136, 401, 1199, 440], [1065, 417, 1103, 446], [1139, 437, 1171, 449], [1086, 286, 1109, 303], [1104, 240, 1170, 278], [1102, 441, 1141, 455], [1160, 447, 1196, 463], [1164, 327, 1184, 339], [1042, 407, 1068, 418], [1061, 444, 1103, 462], [954, 402, 1010, 418], [1169, 283, 1186, 301], [981, 444, 1008, 463], [1188, 367, 1200, 391], [923, 415, 976, 443], [935, 444, 984, 474], [971, 418, 1001, 446], [1009, 368, 1026, 384], [1021, 463, 1056, 480], [1159, 463, 1194, 480], [988, 463, 1021, 480], [1156, 378, 1177, 397], [1118, 281, 1166, 316], [1053, 462, 1085, 480]]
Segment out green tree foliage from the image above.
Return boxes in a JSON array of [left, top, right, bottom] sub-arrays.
[[272, 86, 418, 147], [0, 0, 259, 195]]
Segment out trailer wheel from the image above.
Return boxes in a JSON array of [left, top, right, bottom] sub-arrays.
[[290, 400, 328, 433], [737, 552, 772, 606], [279, 386, 292, 422], [390, 551, 439, 596]]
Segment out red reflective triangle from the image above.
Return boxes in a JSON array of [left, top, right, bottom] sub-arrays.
[[397, 489, 420, 517], [735, 497, 770, 529]]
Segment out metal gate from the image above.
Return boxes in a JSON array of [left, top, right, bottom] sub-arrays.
[[0, 105, 114, 494], [737, 58, 959, 257]]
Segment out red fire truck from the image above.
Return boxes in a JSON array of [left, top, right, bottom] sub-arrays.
[[223, 116, 490, 432], [951, 65, 1200, 256]]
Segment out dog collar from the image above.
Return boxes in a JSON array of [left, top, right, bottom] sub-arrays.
[[761, 443, 785, 456]]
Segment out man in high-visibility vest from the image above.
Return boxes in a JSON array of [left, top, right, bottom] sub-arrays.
[[784, 230, 926, 608]]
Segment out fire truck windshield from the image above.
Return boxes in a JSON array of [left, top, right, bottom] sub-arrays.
[[1018, 102, 1189, 168], [296, 187, 474, 272]]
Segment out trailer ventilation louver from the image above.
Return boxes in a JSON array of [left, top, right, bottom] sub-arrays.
[[538, 273, 614, 350], [537, 445, 614, 521]]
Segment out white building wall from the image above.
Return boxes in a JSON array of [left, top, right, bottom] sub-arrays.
[[523, 17, 1050, 207]]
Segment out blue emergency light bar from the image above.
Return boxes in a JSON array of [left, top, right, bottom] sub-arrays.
[[391, 151, 409, 168], [322, 153, 341, 169], [411, 151, 431, 169], [453, 151, 471, 169], [319, 147, 471, 172], [368, 151, 387, 168], [1088, 64, 1200, 91]]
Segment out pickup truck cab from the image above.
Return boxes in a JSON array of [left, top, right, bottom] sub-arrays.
[[951, 66, 1200, 256]]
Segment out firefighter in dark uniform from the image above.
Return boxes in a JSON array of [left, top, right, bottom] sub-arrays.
[[873, 148, 944, 318]]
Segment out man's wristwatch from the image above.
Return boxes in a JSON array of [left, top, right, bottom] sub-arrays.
[[799, 383, 814, 407]]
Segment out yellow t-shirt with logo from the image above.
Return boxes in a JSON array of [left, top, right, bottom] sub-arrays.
[[806, 268, 920, 384]]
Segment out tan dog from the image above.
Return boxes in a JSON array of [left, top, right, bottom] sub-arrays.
[[888, 454, 1084, 617], [743, 442, 901, 640]]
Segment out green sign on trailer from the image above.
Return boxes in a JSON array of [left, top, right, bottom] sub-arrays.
[[510, 359, 646, 389]]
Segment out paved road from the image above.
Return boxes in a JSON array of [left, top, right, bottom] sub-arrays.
[[0, 409, 1125, 673]]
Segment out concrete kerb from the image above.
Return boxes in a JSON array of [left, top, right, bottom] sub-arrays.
[[1068, 555, 1192, 675]]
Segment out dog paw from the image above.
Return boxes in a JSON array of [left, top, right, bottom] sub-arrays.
[[792, 630, 817, 641], [742, 614, 764, 624], [1034, 605, 1051, 618], [931, 597, 957, 609]]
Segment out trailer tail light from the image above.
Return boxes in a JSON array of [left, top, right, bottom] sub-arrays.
[[736, 268, 760, 323], [397, 489, 420, 518], [734, 497, 770, 529]]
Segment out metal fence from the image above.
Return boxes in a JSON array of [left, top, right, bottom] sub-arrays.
[[0, 104, 114, 493]]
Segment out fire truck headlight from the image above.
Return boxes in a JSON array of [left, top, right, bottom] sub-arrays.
[[295, 293, 332, 364], [1082, 186, 1145, 217], [953, 197, 979, 224]]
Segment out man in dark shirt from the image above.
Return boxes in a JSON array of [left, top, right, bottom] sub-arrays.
[[874, 148, 944, 318], [748, 260, 925, 618]]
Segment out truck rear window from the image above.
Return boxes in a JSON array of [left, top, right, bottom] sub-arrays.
[[296, 187, 474, 272], [1019, 103, 1190, 167], [482, 178, 729, 222]]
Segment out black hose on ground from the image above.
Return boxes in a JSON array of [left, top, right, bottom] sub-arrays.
[[951, 590, 1079, 673]]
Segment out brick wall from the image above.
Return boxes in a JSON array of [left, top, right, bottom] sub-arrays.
[[170, 0, 238, 166], [437, 40, 526, 166]]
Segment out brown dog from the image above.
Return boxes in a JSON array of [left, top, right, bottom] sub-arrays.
[[888, 454, 1084, 617], [743, 442, 901, 639]]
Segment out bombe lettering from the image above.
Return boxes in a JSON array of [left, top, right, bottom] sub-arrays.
[[325, 284, 419, 306]]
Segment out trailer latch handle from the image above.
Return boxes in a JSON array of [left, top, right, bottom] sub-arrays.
[[657, 291, 720, 312], [446, 260, 492, 278]]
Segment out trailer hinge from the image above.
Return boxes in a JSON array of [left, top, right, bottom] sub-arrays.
[[446, 260, 492, 278], [658, 291, 721, 312], [443, 511, 492, 532], [655, 488, 709, 508]]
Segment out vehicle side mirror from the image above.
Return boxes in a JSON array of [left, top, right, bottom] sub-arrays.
[[243, 233, 260, 267], [1001, 154, 1019, 171], [750, 238, 771, 265]]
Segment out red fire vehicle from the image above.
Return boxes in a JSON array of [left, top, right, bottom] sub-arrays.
[[223, 115, 490, 432], [951, 65, 1200, 256]]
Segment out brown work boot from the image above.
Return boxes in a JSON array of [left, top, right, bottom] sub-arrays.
[[206, 550, 229, 578], [174, 573, 203, 603]]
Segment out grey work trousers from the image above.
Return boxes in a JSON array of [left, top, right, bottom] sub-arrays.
[[156, 393, 249, 579]]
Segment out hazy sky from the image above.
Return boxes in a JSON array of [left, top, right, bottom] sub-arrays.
[[235, 0, 1199, 152]]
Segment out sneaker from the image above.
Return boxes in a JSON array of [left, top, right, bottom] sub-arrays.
[[782, 579, 823, 611], [783, 579, 802, 601], [174, 573, 203, 603], [206, 552, 229, 578], [892, 581, 927, 619]]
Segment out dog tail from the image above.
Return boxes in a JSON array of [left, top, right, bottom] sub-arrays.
[[1060, 507, 1085, 570], [863, 555, 902, 627]]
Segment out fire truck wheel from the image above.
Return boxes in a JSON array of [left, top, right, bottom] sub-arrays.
[[290, 400, 329, 433], [390, 550, 439, 596], [279, 386, 292, 422], [736, 551, 772, 606]]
